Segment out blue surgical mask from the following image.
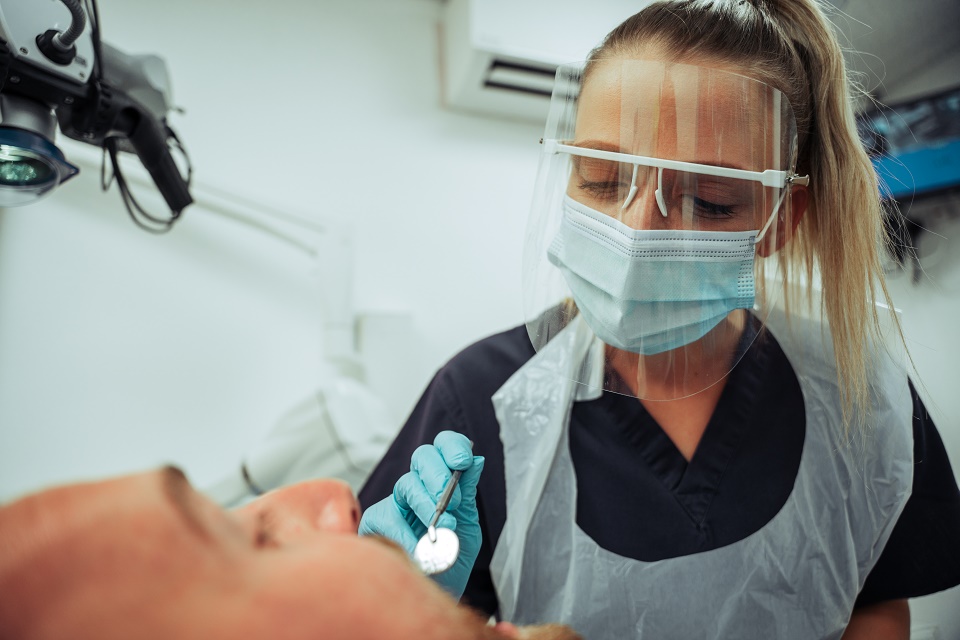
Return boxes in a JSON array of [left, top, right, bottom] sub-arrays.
[[546, 196, 758, 355]]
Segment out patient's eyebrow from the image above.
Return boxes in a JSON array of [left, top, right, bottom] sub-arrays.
[[160, 465, 212, 542], [571, 139, 750, 172]]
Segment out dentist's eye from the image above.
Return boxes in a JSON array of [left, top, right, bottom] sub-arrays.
[[690, 197, 736, 218], [578, 180, 626, 199], [572, 156, 637, 204]]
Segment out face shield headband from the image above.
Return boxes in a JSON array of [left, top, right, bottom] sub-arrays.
[[522, 59, 809, 400]]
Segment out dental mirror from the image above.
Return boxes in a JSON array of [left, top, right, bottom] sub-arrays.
[[413, 444, 472, 575], [414, 525, 461, 575]]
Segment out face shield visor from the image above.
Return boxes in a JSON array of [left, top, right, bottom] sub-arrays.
[[523, 59, 808, 400]]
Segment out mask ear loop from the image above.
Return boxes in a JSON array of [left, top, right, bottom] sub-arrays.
[[755, 183, 791, 243], [755, 173, 809, 243]]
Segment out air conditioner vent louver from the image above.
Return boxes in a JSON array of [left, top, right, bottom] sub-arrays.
[[440, 0, 641, 123], [483, 60, 557, 98]]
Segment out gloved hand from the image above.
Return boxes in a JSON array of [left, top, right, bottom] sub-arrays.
[[359, 430, 484, 599]]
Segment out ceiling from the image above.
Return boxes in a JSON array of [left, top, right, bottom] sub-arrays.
[[431, 0, 960, 103], [826, 0, 960, 101]]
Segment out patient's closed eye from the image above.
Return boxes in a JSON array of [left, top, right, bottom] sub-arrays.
[[254, 511, 279, 549]]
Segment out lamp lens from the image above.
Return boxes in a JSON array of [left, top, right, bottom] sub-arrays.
[[0, 156, 54, 186]]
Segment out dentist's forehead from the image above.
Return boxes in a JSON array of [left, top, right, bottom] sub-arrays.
[[576, 58, 777, 166]]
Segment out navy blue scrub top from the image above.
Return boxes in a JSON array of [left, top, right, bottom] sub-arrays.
[[359, 323, 960, 617]]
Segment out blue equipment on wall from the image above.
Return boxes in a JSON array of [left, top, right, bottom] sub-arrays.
[[859, 86, 960, 276], [860, 85, 960, 202]]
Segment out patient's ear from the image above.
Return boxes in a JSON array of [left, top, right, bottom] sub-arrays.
[[487, 621, 583, 639], [517, 624, 584, 639], [757, 186, 807, 258], [492, 622, 520, 638]]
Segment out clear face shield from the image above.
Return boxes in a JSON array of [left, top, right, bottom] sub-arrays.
[[523, 59, 808, 400]]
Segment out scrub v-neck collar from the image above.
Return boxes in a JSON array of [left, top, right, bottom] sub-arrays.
[[595, 324, 771, 526]]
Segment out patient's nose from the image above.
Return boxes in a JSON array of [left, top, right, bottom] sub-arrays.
[[237, 478, 361, 543]]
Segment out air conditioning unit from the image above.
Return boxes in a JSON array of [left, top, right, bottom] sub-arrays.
[[439, 0, 648, 123]]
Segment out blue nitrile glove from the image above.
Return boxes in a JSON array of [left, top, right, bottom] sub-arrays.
[[359, 430, 484, 599]]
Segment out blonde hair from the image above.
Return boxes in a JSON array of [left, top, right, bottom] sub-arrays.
[[587, 0, 904, 423]]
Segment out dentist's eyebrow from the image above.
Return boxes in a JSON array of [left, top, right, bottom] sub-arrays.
[[572, 139, 622, 153], [160, 465, 212, 542], [570, 140, 751, 172]]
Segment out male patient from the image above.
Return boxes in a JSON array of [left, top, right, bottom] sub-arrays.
[[0, 467, 577, 640]]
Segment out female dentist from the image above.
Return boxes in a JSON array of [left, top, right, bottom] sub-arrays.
[[359, 1, 960, 638]]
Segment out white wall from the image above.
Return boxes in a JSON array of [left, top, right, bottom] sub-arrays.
[[0, 0, 957, 634], [0, 0, 541, 500]]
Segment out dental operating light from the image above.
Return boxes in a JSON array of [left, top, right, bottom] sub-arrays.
[[0, 0, 192, 232]]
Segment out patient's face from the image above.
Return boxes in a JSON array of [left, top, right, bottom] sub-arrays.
[[0, 468, 561, 640]]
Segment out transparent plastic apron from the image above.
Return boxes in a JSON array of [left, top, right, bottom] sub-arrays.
[[489, 308, 913, 639]]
